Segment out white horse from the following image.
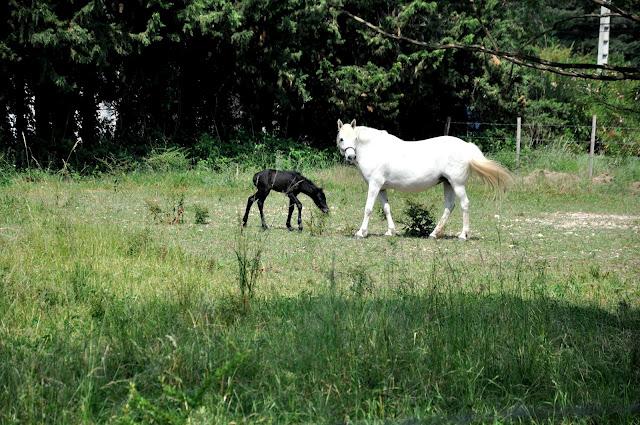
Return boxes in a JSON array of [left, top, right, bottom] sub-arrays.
[[336, 119, 512, 240]]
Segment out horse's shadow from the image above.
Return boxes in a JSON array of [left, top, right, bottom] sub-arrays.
[[356, 233, 480, 241]]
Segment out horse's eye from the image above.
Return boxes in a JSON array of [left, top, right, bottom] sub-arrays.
[[340, 138, 344, 142]]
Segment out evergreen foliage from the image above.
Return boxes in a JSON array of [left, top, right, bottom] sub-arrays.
[[1, 0, 638, 168]]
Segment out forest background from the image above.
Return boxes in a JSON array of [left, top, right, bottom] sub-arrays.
[[1, 0, 639, 169]]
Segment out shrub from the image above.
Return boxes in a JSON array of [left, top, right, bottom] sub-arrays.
[[144, 147, 190, 172], [193, 204, 209, 225], [400, 199, 436, 237]]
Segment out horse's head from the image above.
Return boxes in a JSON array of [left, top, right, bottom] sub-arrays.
[[336, 119, 357, 163], [313, 187, 329, 214]]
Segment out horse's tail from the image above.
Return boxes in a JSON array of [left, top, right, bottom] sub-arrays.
[[469, 157, 513, 192]]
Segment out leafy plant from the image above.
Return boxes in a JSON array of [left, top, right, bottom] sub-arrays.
[[144, 148, 190, 172], [192, 204, 209, 225], [400, 199, 436, 237], [144, 194, 186, 225], [306, 210, 328, 236]]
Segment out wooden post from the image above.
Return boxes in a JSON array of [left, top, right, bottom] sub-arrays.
[[516, 117, 521, 169], [589, 114, 597, 179], [444, 116, 451, 135]]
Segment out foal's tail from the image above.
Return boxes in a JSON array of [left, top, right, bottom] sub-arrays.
[[469, 157, 513, 192]]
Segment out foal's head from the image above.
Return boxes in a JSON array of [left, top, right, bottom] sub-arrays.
[[312, 187, 329, 214], [309, 186, 329, 214], [336, 119, 357, 163]]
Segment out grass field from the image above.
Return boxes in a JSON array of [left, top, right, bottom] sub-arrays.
[[0, 150, 639, 424]]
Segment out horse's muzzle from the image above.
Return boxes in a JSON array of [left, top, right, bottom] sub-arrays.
[[344, 146, 356, 163]]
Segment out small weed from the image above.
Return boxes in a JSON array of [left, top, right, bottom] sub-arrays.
[[192, 204, 209, 225], [144, 194, 186, 224], [234, 228, 265, 310], [307, 210, 327, 236], [347, 266, 373, 297], [144, 198, 164, 223], [170, 195, 185, 225]]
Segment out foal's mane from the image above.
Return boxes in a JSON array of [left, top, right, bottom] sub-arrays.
[[286, 171, 318, 194]]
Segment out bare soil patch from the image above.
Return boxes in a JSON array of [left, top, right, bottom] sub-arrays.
[[592, 173, 613, 184], [514, 212, 640, 231], [522, 169, 579, 185]]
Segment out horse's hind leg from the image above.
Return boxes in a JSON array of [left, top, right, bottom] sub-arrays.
[[429, 181, 455, 239], [378, 190, 395, 236], [242, 192, 258, 227], [452, 184, 470, 240]]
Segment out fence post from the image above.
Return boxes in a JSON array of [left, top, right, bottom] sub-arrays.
[[444, 116, 451, 136], [516, 117, 521, 169], [589, 114, 597, 179]]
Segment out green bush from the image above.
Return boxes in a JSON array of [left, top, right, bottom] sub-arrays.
[[400, 199, 436, 237], [144, 148, 190, 172], [192, 204, 209, 225]]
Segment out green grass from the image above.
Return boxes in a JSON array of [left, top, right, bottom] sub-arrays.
[[0, 150, 639, 424]]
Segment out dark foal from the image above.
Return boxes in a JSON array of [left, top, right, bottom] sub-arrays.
[[242, 169, 329, 231]]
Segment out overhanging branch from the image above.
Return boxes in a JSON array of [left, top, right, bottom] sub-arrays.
[[342, 10, 640, 81], [589, 0, 640, 24]]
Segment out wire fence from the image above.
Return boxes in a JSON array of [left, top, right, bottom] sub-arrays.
[[441, 115, 640, 177]]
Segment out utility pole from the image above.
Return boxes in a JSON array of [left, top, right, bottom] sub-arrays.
[[597, 0, 611, 66]]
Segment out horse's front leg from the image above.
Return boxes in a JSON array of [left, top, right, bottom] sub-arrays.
[[286, 196, 295, 231], [355, 181, 382, 238], [378, 190, 395, 236], [257, 190, 270, 230], [290, 194, 303, 231]]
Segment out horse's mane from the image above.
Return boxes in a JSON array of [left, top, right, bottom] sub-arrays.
[[357, 126, 402, 143], [286, 171, 320, 192]]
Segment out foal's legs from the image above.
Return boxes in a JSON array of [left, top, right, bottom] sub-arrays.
[[257, 191, 270, 229], [452, 184, 470, 240], [242, 192, 258, 227], [378, 190, 395, 236], [286, 196, 295, 231], [429, 181, 456, 239], [355, 181, 382, 238], [243, 188, 270, 229], [286, 194, 303, 231]]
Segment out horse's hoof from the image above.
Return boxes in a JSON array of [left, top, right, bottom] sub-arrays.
[[354, 229, 367, 239], [287, 226, 294, 232], [298, 227, 303, 232], [384, 228, 396, 236], [428, 232, 439, 239], [457, 232, 468, 240], [262, 226, 269, 231]]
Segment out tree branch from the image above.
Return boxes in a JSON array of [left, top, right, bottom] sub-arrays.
[[342, 10, 640, 81], [589, 0, 640, 24]]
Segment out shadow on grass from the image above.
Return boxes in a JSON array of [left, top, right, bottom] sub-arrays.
[[1, 286, 638, 424]]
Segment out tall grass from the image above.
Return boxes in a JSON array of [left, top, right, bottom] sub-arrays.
[[0, 152, 638, 423]]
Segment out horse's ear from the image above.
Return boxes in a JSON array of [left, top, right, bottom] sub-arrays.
[[337, 119, 343, 129], [350, 119, 356, 128]]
